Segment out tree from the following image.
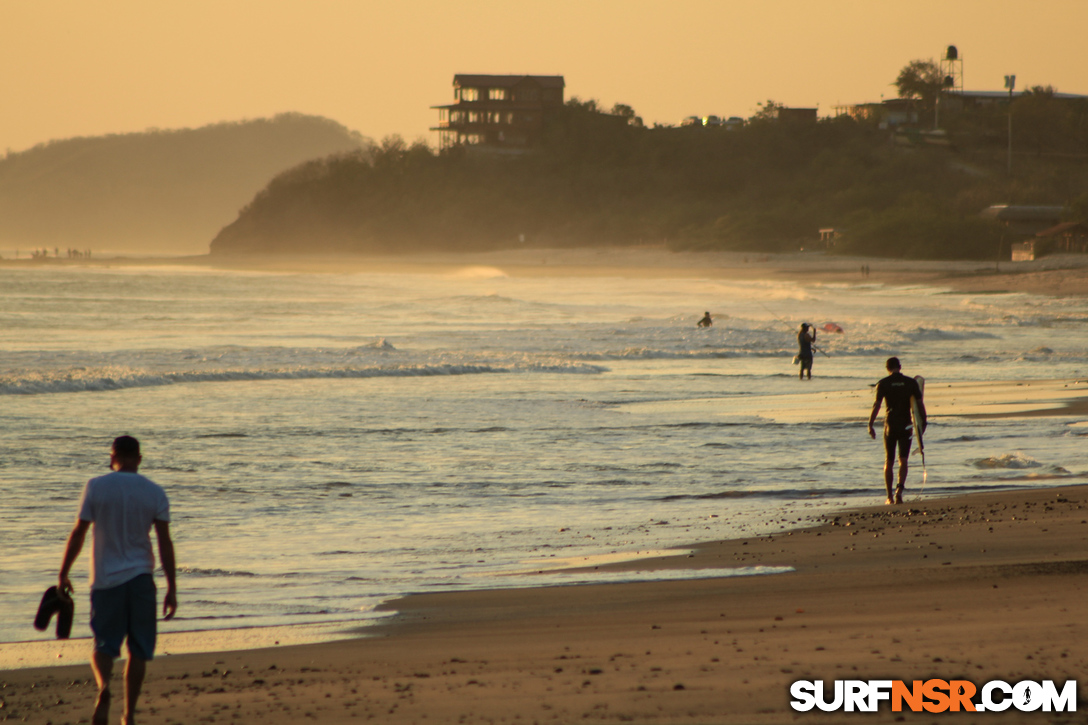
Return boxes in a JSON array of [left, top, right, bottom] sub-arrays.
[[1071, 192, 1088, 224], [750, 100, 785, 123], [611, 103, 643, 127], [895, 59, 943, 115], [1012, 86, 1078, 156]]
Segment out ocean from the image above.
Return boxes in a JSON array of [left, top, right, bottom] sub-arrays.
[[2, 261, 1086, 660]]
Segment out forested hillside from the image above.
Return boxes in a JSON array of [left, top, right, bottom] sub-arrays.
[[0, 114, 364, 254], [211, 96, 1088, 260]]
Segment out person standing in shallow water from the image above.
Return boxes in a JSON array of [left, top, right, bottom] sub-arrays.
[[868, 357, 926, 505], [796, 323, 816, 380], [58, 436, 177, 725], [697, 311, 713, 328]]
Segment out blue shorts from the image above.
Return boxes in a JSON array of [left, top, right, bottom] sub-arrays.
[[90, 574, 157, 660]]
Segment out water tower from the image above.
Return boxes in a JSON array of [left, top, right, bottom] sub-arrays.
[[940, 45, 963, 93]]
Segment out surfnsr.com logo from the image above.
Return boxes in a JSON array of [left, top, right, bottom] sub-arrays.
[[790, 679, 1077, 713]]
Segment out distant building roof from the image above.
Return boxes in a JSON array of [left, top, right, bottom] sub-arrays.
[[957, 89, 1088, 101], [776, 107, 817, 123], [453, 75, 565, 89], [1036, 221, 1088, 237], [980, 205, 1066, 222]]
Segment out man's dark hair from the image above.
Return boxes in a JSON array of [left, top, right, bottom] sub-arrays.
[[886, 357, 901, 372], [112, 435, 141, 458]]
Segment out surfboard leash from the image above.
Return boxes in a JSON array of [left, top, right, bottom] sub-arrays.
[[918, 443, 927, 497]]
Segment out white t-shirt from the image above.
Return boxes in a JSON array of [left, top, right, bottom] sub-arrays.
[[77, 471, 171, 591]]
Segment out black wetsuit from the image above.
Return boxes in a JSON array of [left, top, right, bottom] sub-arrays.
[[873, 372, 926, 458], [797, 329, 814, 374]]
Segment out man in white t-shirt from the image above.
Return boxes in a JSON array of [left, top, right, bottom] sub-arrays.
[[58, 436, 177, 725]]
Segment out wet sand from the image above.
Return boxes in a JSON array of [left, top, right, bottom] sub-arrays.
[[624, 378, 1088, 424], [3, 482, 1087, 724]]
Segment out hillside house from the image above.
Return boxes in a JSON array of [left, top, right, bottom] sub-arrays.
[[1038, 221, 1088, 253], [980, 205, 1065, 237], [1013, 221, 1088, 260], [776, 107, 817, 123], [944, 89, 1088, 112], [432, 74, 565, 151], [833, 99, 918, 128]]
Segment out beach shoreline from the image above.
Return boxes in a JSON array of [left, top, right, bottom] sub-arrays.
[[4, 482, 1087, 724], [4, 246, 1088, 297]]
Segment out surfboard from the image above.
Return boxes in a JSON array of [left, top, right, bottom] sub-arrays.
[[911, 375, 927, 490], [910, 376, 925, 445]]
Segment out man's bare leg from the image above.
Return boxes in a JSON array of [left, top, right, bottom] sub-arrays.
[[883, 455, 895, 504], [895, 456, 909, 504], [90, 650, 113, 725], [123, 656, 147, 725]]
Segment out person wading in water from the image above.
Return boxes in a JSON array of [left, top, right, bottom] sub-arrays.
[[797, 323, 816, 380]]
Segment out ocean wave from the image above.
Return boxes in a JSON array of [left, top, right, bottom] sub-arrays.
[[972, 453, 1070, 475], [1009, 314, 1088, 327], [903, 327, 1000, 342], [0, 362, 606, 396], [576, 348, 735, 361], [965, 471, 1073, 482], [657, 486, 877, 502], [540, 565, 796, 586], [570, 345, 891, 361], [973, 453, 1042, 469], [446, 266, 510, 280], [178, 567, 259, 578]]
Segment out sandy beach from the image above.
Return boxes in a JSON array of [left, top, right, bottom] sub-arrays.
[[3, 480, 1086, 724]]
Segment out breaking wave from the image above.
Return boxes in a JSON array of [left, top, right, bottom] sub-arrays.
[[0, 362, 606, 396], [902, 327, 1000, 342], [178, 567, 259, 578], [973, 453, 1043, 469], [972, 453, 1070, 475]]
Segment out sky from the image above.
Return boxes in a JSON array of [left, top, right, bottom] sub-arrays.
[[3, 0, 1087, 154]]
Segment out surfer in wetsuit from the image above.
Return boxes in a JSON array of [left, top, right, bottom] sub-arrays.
[[697, 311, 713, 328], [868, 357, 926, 504], [797, 323, 816, 380]]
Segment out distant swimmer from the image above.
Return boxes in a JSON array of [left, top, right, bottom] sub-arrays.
[[868, 357, 926, 504], [796, 323, 816, 380], [697, 312, 713, 328]]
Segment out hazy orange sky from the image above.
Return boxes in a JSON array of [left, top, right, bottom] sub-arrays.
[[3, 0, 1086, 153]]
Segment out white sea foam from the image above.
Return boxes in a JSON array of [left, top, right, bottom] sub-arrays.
[[903, 327, 1001, 342], [973, 453, 1043, 469], [0, 362, 610, 395], [448, 265, 509, 280]]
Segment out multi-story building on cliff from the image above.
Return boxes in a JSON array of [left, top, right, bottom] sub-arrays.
[[432, 74, 565, 151]]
